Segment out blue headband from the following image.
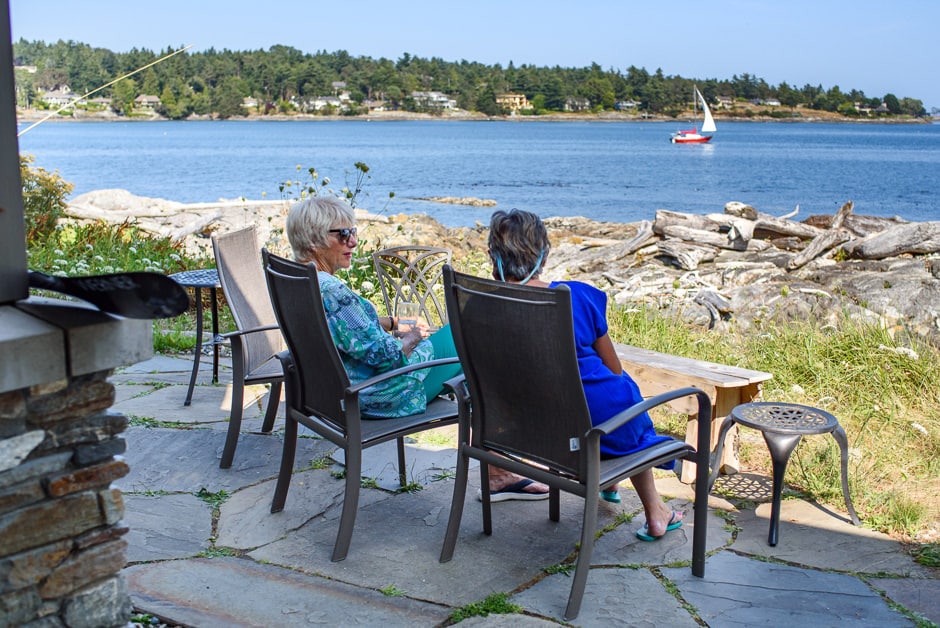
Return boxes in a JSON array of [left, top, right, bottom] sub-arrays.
[[495, 248, 545, 285]]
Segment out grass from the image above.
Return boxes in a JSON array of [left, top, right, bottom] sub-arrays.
[[448, 592, 522, 622], [379, 584, 405, 597], [195, 488, 231, 510], [610, 304, 940, 541], [914, 543, 940, 567]]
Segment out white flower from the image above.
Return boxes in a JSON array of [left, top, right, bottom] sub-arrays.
[[817, 396, 836, 408], [878, 344, 919, 360], [360, 281, 375, 293]]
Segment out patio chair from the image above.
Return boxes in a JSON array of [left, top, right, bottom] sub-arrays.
[[262, 250, 462, 561], [212, 226, 284, 469], [372, 246, 452, 328], [438, 266, 713, 621]]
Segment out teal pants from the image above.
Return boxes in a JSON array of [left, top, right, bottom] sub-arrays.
[[423, 324, 463, 402]]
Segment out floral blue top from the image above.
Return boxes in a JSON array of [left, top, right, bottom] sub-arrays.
[[318, 271, 433, 418]]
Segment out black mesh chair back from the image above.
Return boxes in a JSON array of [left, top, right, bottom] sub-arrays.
[[439, 266, 713, 621], [262, 251, 349, 427], [262, 249, 461, 561], [372, 246, 452, 327], [447, 269, 590, 477], [212, 226, 284, 468]]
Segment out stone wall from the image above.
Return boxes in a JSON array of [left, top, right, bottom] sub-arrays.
[[0, 298, 151, 627], [0, 372, 132, 627]]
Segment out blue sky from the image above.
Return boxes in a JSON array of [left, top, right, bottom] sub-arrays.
[[9, 0, 938, 110]]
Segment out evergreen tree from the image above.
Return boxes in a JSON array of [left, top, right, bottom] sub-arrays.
[[10, 38, 927, 120]]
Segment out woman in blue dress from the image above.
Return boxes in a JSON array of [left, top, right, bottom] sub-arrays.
[[487, 209, 683, 540], [285, 197, 549, 500]]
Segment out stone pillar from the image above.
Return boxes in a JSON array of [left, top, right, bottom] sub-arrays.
[[0, 298, 151, 627]]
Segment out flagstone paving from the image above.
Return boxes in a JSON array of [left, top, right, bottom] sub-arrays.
[[115, 355, 940, 627]]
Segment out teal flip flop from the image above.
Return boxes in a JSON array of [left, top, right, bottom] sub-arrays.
[[635, 511, 683, 542], [600, 489, 621, 504]]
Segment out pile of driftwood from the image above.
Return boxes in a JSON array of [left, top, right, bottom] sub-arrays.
[[62, 189, 940, 344], [640, 201, 940, 271], [536, 201, 940, 344]]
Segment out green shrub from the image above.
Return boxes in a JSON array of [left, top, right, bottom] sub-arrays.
[[27, 221, 202, 276], [20, 154, 73, 246]]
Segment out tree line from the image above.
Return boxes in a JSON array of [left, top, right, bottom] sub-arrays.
[[12, 38, 928, 120]]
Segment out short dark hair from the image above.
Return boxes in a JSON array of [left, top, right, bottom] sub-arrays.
[[487, 209, 550, 282]]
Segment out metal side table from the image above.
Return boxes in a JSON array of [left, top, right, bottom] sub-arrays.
[[170, 269, 222, 406], [707, 401, 861, 546]]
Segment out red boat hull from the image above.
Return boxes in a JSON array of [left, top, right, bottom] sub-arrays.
[[671, 134, 713, 144]]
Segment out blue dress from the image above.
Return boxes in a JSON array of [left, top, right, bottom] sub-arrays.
[[550, 280, 673, 460]]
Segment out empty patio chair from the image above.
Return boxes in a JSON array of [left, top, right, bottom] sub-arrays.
[[372, 246, 452, 328], [212, 226, 284, 469]]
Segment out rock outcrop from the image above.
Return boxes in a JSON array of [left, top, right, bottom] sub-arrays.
[[65, 190, 940, 347]]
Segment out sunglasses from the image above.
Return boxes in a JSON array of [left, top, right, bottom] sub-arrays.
[[328, 227, 358, 243]]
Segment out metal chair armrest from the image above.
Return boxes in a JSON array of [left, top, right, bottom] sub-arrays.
[[220, 324, 280, 340], [346, 356, 461, 394], [589, 386, 709, 437], [442, 374, 467, 399]]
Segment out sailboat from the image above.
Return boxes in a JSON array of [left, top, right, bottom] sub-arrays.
[[671, 86, 716, 144]]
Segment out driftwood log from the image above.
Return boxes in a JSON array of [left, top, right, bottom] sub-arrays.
[[805, 213, 909, 237], [657, 239, 719, 270], [652, 199, 930, 271], [841, 221, 940, 259], [622, 219, 656, 254], [786, 201, 855, 270]]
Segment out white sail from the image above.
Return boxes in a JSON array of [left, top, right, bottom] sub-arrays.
[[697, 87, 717, 134]]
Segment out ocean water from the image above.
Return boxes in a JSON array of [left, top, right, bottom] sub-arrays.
[[16, 119, 940, 227]]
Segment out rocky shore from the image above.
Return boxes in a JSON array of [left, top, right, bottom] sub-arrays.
[[19, 104, 930, 125], [66, 189, 940, 347]]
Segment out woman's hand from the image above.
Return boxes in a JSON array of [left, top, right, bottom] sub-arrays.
[[395, 327, 424, 356], [414, 320, 432, 338], [397, 316, 432, 339]]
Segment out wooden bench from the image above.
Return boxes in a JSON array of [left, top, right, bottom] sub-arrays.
[[615, 343, 773, 483]]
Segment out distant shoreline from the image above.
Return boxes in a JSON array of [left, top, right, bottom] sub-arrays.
[[16, 108, 932, 125]]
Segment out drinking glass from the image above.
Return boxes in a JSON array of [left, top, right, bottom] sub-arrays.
[[396, 302, 421, 331]]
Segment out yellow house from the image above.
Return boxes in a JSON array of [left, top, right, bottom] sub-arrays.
[[496, 93, 529, 112]]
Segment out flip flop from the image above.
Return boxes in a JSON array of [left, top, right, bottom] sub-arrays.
[[600, 489, 621, 504], [478, 479, 549, 502], [635, 511, 683, 542]]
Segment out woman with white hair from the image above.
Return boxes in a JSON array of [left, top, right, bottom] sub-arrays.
[[286, 195, 461, 417]]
